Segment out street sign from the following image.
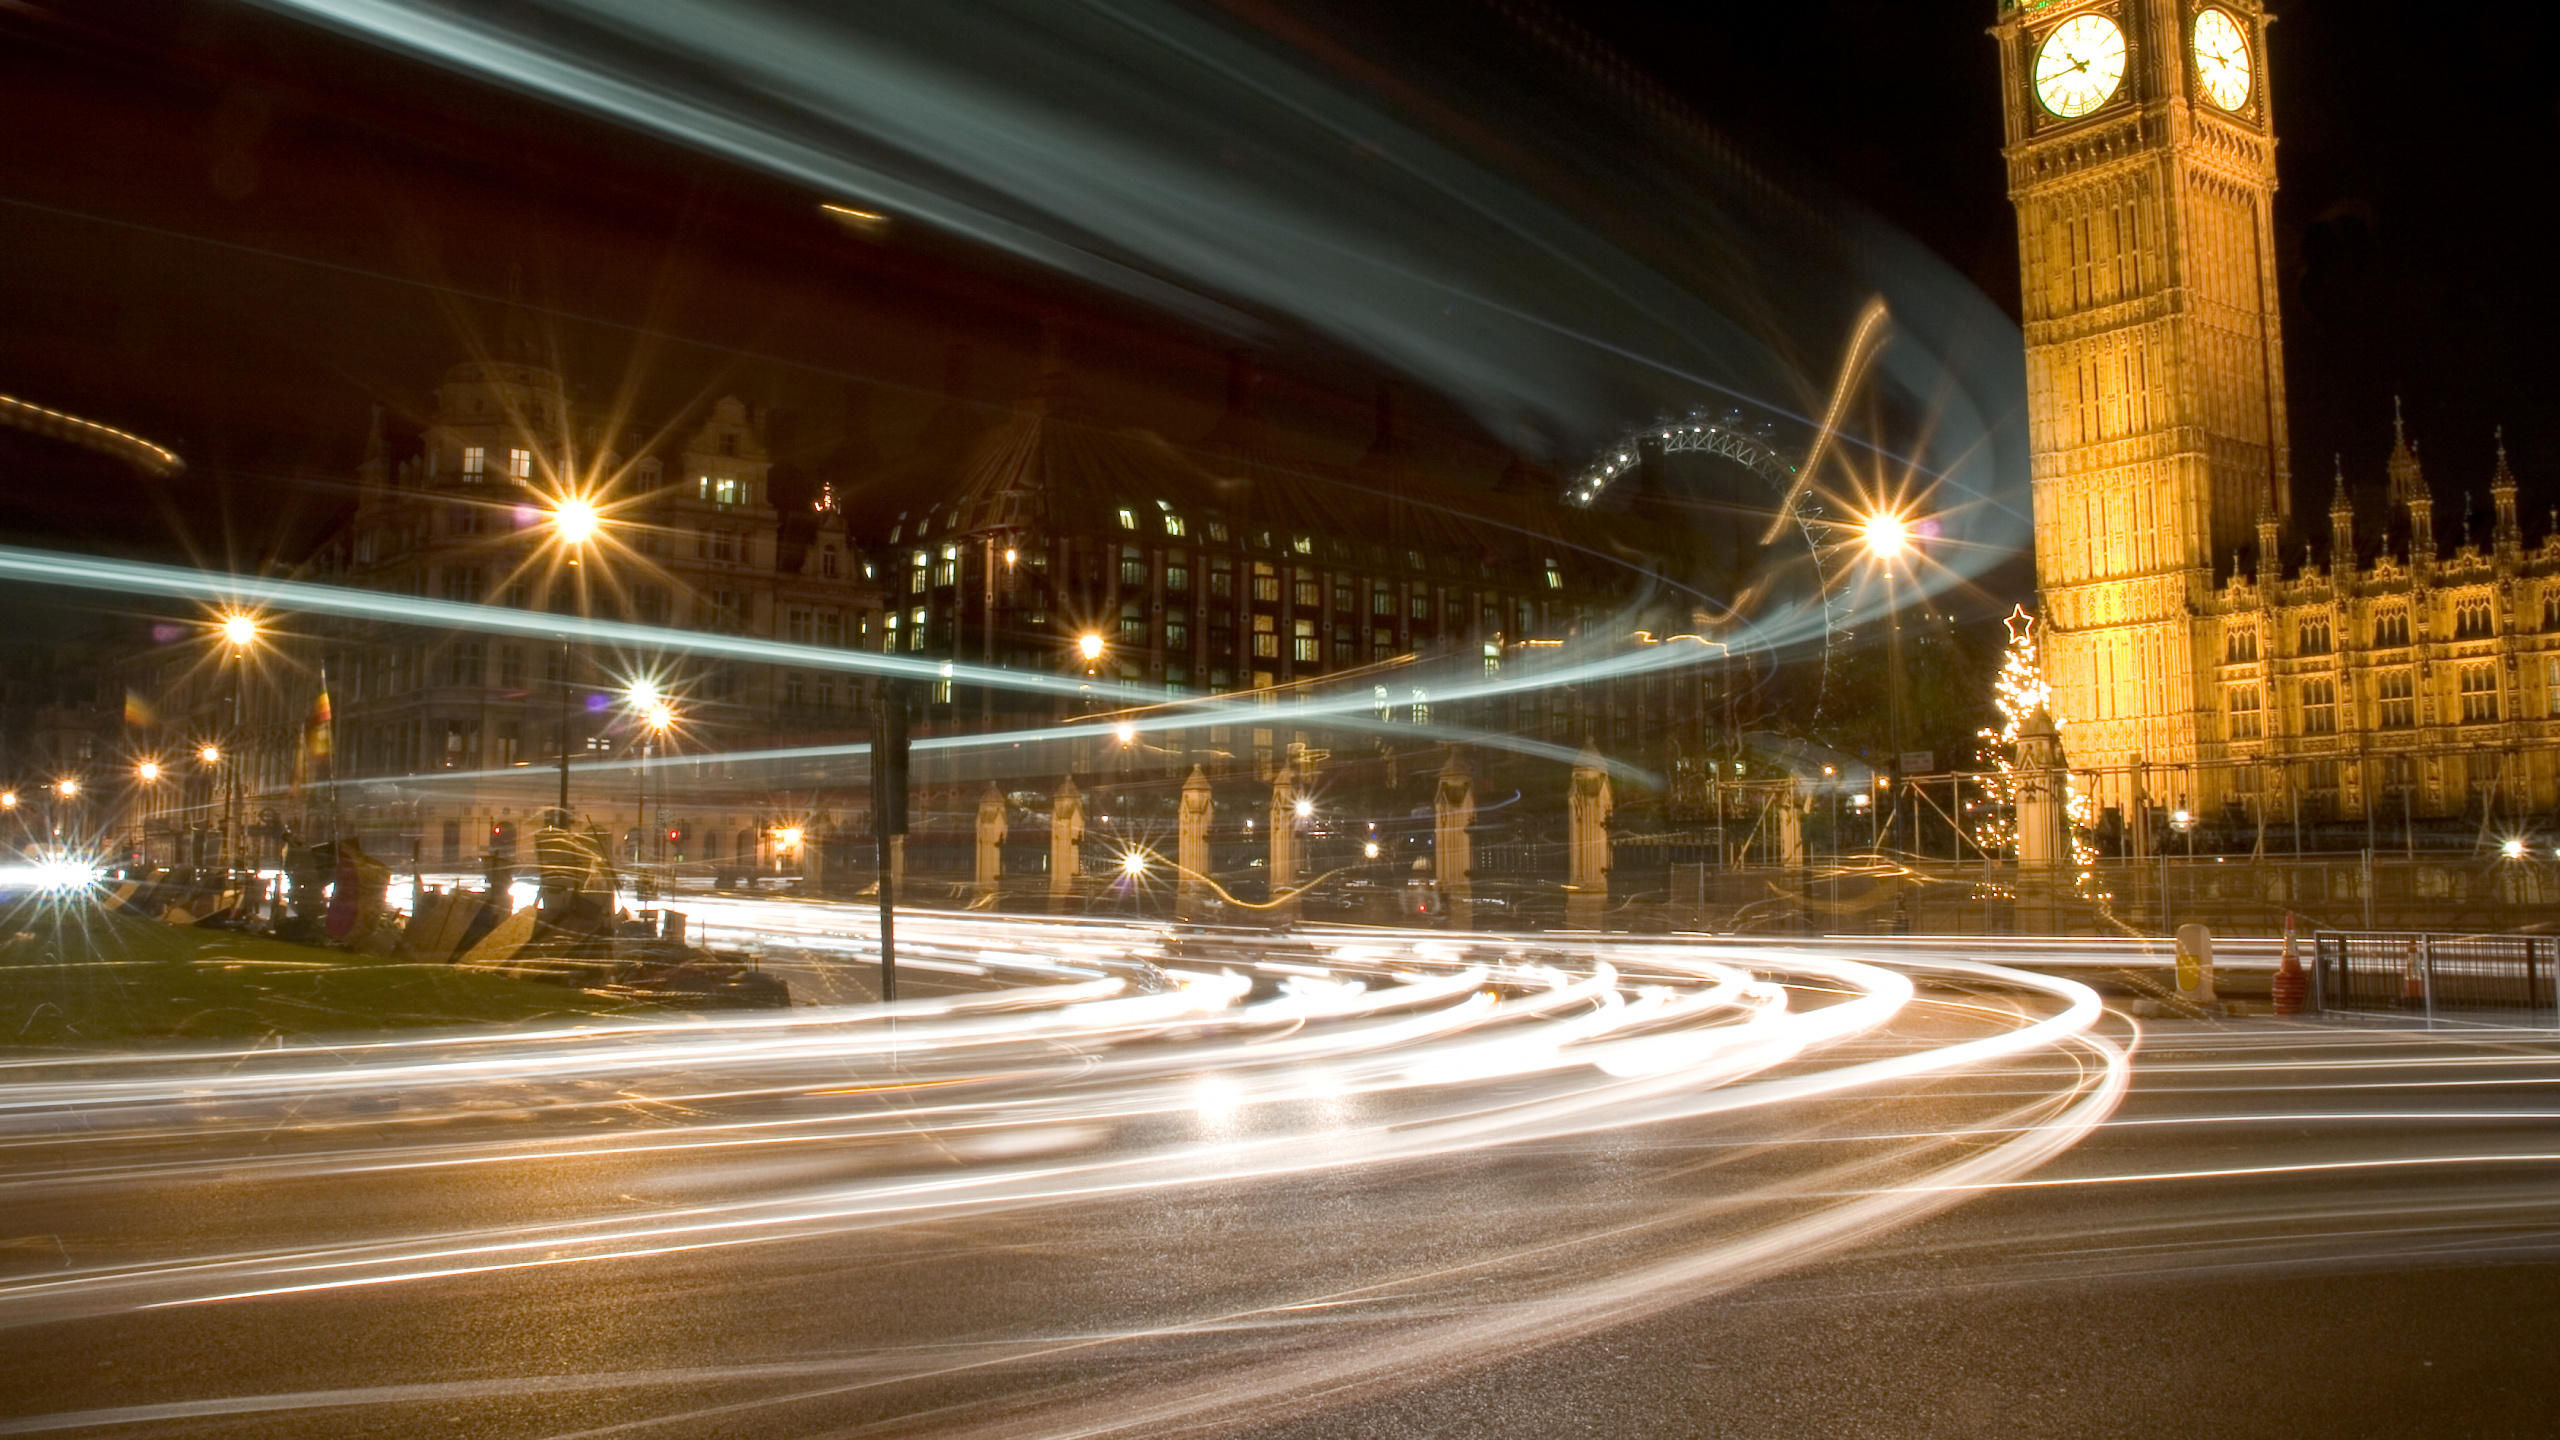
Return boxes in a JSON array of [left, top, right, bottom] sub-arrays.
[[1897, 751, 1935, 774]]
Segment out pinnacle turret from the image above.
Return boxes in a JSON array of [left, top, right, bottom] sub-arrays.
[[2493, 426, 2522, 555]]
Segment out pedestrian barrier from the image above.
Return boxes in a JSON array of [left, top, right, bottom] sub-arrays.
[[2311, 930, 2560, 1027]]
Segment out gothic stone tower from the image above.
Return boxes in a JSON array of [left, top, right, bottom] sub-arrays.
[[1992, 0, 2289, 821]]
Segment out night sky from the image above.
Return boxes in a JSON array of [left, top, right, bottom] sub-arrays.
[[2, 0, 2554, 597]]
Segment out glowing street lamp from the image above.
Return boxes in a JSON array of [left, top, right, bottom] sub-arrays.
[[1293, 797, 1314, 820], [1861, 509, 1910, 560], [1115, 721, 1137, 747], [550, 495, 602, 547], [2502, 837, 2528, 860], [136, 760, 162, 783], [1120, 849, 1149, 878], [1078, 633, 1105, 663], [54, 778, 78, 800], [199, 744, 221, 766], [217, 612, 260, 649]]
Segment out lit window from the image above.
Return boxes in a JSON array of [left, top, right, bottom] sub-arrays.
[[2460, 665, 2499, 723], [2300, 677, 2337, 734], [1410, 688, 1430, 727], [1543, 560, 1563, 589], [2226, 684, 2261, 739], [509, 447, 533, 478], [909, 606, 927, 651], [1118, 507, 1137, 530], [1164, 514, 1186, 537], [2380, 669, 2415, 728], [461, 446, 486, 477], [1292, 534, 1313, 554], [1293, 618, 1319, 662]]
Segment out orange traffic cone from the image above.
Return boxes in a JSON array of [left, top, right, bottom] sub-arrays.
[[2272, 910, 2308, 1015]]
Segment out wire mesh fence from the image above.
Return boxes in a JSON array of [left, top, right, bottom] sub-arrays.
[[2312, 930, 2560, 1026]]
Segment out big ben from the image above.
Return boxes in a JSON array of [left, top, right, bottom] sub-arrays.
[[1993, 1, 2289, 819]]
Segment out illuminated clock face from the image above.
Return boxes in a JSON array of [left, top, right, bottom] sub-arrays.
[[2191, 8, 2253, 110], [2034, 14, 2128, 119]]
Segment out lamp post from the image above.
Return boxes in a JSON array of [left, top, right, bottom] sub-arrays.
[[549, 495, 603, 829], [52, 776, 79, 855], [214, 612, 258, 878], [628, 683, 674, 896], [134, 759, 162, 870], [1860, 509, 1911, 856]]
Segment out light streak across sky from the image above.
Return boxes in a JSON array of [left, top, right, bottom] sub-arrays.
[[246, 0, 2029, 592]]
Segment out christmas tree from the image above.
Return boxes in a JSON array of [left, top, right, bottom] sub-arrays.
[[1972, 606, 2096, 873]]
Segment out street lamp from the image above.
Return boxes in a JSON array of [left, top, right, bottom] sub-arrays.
[[550, 495, 602, 547], [1079, 633, 1104, 662], [627, 682, 677, 888], [137, 760, 161, 783], [1861, 509, 1910, 560], [208, 612, 260, 878], [547, 494, 608, 828]]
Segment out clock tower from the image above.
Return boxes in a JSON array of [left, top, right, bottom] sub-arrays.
[[1992, 0, 2289, 820]]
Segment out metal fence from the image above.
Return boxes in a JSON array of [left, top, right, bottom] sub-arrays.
[[2312, 930, 2560, 1026]]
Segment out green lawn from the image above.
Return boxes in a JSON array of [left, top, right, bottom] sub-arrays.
[[0, 896, 646, 1049]]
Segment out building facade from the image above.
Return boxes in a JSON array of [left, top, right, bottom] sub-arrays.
[[1994, 0, 2291, 823], [1995, 0, 2560, 841], [124, 333, 890, 875]]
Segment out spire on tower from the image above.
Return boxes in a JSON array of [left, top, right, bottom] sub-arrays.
[[2492, 426, 2522, 556], [2386, 395, 2426, 508], [358, 403, 388, 490], [2328, 456, 2354, 568]]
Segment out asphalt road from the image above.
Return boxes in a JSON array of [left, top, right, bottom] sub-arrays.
[[1, 925, 2554, 1439]]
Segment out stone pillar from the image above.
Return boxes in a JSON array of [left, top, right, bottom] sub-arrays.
[[1433, 750, 1474, 928], [1267, 763, 1300, 914], [1048, 776, 1084, 905], [2015, 706, 2067, 872], [1567, 742, 1612, 930], [1567, 742, 1613, 892], [974, 783, 1007, 897], [1177, 764, 1212, 919], [1778, 780, 1807, 869]]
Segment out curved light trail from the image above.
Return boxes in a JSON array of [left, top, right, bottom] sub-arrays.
[[0, 916, 2124, 1436]]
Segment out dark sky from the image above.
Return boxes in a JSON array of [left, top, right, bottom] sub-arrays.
[[1572, 0, 2560, 534], [2, 0, 2553, 584]]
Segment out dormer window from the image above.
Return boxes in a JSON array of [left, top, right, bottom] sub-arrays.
[[699, 475, 742, 506], [821, 547, 839, 578], [1164, 514, 1186, 537], [1117, 507, 1138, 530], [717, 433, 737, 457]]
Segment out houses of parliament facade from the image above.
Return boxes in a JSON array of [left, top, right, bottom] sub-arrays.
[[1997, 0, 2560, 839]]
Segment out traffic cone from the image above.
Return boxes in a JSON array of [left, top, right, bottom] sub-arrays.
[[2272, 910, 2308, 1015]]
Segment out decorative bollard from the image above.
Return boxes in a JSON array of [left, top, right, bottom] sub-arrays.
[[2272, 910, 2308, 1016], [2174, 922, 2216, 1008]]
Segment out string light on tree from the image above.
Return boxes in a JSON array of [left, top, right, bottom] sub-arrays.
[[1972, 606, 2097, 877]]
